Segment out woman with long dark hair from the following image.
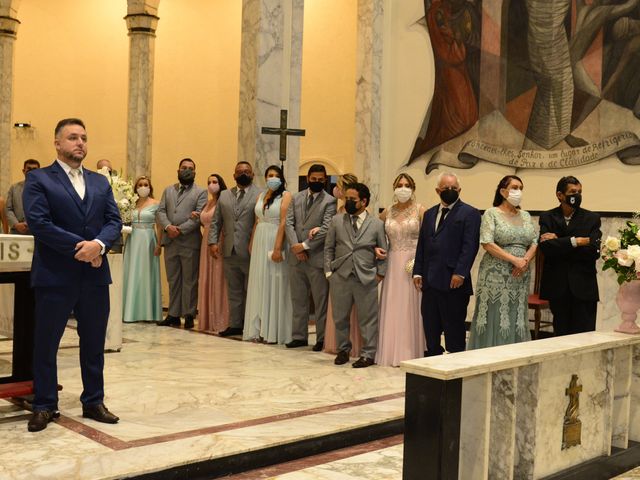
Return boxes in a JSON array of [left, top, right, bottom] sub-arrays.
[[243, 165, 293, 344], [468, 175, 538, 348]]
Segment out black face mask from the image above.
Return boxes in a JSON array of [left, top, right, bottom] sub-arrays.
[[345, 200, 359, 215], [308, 181, 325, 193], [178, 169, 195, 185], [565, 193, 582, 209], [236, 173, 252, 187], [439, 189, 459, 205]]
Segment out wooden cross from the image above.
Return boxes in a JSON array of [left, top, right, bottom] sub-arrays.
[[261, 110, 306, 165]]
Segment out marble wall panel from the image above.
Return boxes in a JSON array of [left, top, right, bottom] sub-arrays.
[[514, 364, 540, 479], [533, 350, 614, 478], [459, 373, 491, 480], [630, 344, 640, 442], [489, 369, 517, 480], [611, 345, 632, 448]]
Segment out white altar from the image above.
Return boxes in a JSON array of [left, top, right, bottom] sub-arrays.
[[0, 234, 123, 352], [401, 332, 640, 479]]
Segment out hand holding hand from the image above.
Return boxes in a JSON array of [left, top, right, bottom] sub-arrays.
[[291, 243, 306, 254], [74, 240, 102, 262], [166, 225, 180, 238], [90, 256, 103, 268]]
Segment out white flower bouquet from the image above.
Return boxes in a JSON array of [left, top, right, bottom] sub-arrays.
[[98, 167, 138, 224], [601, 217, 640, 284]]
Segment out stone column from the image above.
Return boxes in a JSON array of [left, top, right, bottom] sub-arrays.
[[125, 0, 159, 180], [0, 0, 20, 197], [237, 0, 304, 190], [354, 0, 383, 211]]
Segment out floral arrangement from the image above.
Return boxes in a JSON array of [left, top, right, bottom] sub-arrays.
[[602, 217, 640, 285], [98, 167, 138, 224]]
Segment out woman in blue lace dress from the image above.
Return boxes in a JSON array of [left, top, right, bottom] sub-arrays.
[[468, 175, 537, 349]]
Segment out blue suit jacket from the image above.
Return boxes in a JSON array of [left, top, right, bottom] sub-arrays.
[[23, 161, 122, 287], [413, 200, 481, 294]]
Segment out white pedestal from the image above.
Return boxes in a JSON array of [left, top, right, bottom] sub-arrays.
[[105, 253, 123, 352]]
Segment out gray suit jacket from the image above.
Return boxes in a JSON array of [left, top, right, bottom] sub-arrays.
[[156, 183, 208, 250], [6, 181, 25, 233], [285, 189, 337, 269], [208, 183, 262, 259], [324, 212, 388, 285]]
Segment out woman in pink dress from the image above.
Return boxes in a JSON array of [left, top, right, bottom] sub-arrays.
[[376, 173, 426, 366], [197, 174, 230, 333], [322, 173, 363, 357]]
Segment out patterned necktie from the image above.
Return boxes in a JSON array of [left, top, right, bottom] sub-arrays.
[[437, 207, 450, 229], [351, 215, 359, 233], [69, 169, 85, 200], [306, 194, 314, 215], [237, 188, 245, 203]]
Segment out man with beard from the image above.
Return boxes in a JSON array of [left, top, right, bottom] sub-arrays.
[[209, 161, 263, 337], [23, 118, 122, 431], [156, 158, 207, 329], [539, 176, 601, 335]]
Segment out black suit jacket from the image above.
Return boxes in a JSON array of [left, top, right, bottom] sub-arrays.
[[413, 200, 481, 295], [538, 206, 601, 302]]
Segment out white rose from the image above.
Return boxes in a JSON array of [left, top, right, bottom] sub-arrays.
[[636, 231, 640, 241], [604, 236, 621, 252], [627, 244, 640, 261], [616, 250, 634, 267]]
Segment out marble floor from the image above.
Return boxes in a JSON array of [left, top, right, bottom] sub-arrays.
[[0, 322, 405, 480]]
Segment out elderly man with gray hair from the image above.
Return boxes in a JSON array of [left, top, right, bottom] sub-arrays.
[[412, 171, 481, 356]]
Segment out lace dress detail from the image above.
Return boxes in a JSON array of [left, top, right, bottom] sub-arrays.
[[385, 203, 421, 252], [468, 207, 537, 348]]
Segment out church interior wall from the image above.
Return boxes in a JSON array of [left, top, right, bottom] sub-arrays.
[[380, 0, 640, 213]]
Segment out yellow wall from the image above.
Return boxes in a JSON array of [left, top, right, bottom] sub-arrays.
[[11, 0, 128, 180], [300, 0, 357, 175]]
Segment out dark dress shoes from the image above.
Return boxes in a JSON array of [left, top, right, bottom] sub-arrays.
[[219, 327, 243, 337], [352, 357, 375, 368], [82, 404, 119, 424], [184, 315, 194, 329], [285, 339, 308, 348], [312, 341, 324, 352], [28, 410, 60, 432], [334, 350, 350, 365], [157, 315, 181, 327]]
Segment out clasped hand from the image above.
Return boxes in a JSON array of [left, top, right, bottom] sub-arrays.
[[74, 240, 102, 268]]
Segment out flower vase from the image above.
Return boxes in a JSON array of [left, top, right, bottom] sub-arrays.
[[615, 281, 640, 334]]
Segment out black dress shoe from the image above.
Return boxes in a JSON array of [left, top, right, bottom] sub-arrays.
[[334, 350, 349, 365], [285, 339, 308, 348], [352, 357, 375, 368], [157, 315, 181, 327], [82, 404, 119, 424], [28, 410, 60, 432], [184, 315, 194, 329], [219, 327, 243, 337], [312, 341, 324, 352]]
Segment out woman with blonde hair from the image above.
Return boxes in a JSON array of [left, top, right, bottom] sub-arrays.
[[376, 173, 426, 366]]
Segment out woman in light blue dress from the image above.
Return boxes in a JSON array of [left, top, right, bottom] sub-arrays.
[[123, 176, 163, 322], [243, 165, 293, 344], [468, 175, 538, 349]]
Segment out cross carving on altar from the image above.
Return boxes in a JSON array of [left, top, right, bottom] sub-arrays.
[[261, 110, 306, 167]]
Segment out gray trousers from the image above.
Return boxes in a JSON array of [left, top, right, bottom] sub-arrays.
[[223, 253, 250, 328], [164, 244, 200, 317], [330, 273, 379, 360], [289, 262, 329, 342]]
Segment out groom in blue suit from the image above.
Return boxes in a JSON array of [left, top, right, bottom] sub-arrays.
[[413, 172, 481, 356], [23, 118, 122, 432]]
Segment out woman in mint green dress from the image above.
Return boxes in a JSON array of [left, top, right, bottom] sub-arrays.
[[468, 175, 538, 349], [123, 176, 163, 322]]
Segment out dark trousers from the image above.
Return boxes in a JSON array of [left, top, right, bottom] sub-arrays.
[[33, 284, 110, 411], [421, 287, 469, 356], [549, 295, 597, 336]]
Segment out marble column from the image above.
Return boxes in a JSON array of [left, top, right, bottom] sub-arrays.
[[125, 0, 159, 180], [0, 0, 20, 198], [354, 0, 383, 211], [237, 0, 304, 190]]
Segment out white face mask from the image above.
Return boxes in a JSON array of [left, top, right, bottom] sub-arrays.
[[208, 183, 220, 194], [137, 186, 150, 198], [394, 187, 412, 203], [506, 189, 522, 207]]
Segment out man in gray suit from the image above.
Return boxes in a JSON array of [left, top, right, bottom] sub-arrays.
[[156, 158, 207, 329], [324, 182, 387, 368], [6, 158, 40, 234], [285, 164, 337, 350], [209, 161, 262, 336]]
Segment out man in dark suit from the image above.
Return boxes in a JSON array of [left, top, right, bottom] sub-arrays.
[[413, 172, 481, 356], [285, 164, 337, 350], [539, 176, 601, 335], [23, 118, 122, 432]]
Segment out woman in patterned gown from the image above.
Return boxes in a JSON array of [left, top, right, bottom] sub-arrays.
[[376, 173, 426, 366], [468, 175, 538, 349]]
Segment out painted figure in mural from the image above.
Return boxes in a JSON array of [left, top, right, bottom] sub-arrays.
[[409, 0, 480, 162]]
